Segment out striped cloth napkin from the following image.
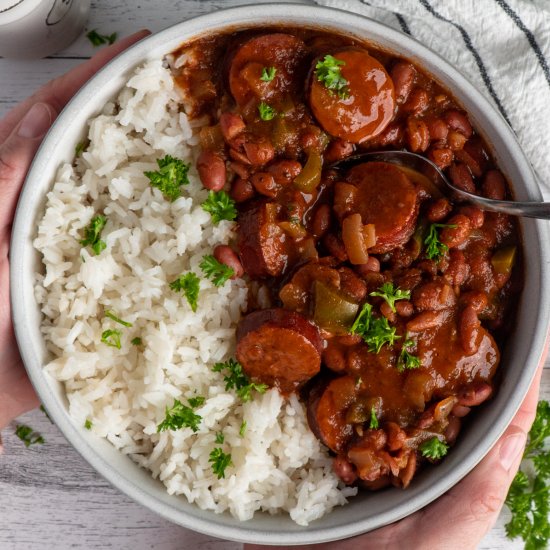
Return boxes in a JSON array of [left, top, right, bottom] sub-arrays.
[[313, 0, 550, 198]]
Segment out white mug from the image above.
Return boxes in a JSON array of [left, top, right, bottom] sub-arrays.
[[0, 0, 90, 59]]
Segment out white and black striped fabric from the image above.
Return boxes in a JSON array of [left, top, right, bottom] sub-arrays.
[[314, 0, 550, 196]]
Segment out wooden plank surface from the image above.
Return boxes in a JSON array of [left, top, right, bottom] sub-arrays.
[[0, 0, 545, 548]]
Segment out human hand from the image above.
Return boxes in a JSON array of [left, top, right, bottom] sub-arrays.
[[246, 361, 544, 550], [0, 30, 150, 430]]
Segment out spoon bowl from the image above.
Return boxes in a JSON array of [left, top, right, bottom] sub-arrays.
[[333, 150, 550, 219]]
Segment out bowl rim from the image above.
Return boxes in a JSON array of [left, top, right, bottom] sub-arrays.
[[10, 2, 550, 545]]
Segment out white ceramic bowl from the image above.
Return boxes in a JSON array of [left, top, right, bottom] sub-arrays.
[[10, 3, 550, 545]]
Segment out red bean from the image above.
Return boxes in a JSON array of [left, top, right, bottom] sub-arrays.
[[447, 130, 467, 151], [386, 422, 407, 451], [458, 205, 484, 228], [391, 61, 416, 104], [443, 249, 470, 287], [407, 310, 445, 332], [267, 160, 302, 185], [339, 267, 368, 302], [322, 344, 347, 373], [380, 302, 397, 323], [482, 170, 506, 200], [338, 334, 362, 346], [426, 198, 452, 222], [229, 147, 251, 165], [219, 112, 245, 142], [230, 161, 250, 180], [373, 121, 405, 148], [460, 290, 488, 313], [325, 139, 355, 163], [197, 150, 226, 191], [458, 382, 493, 407], [454, 148, 483, 178], [230, 177, 254, 203], [448, 163, 475, 194], [459, 305, 481, 355], [440, 214, 472, 248], [412, 280, 456, 311], [395, 300, 414, 317], [213, 245, 244, 279], [428, 147, 453, 169], [452, 404, 471, 417], [445, 416, 461, 444], [251, 172, 278, 198], [444, 110, 472, 138], [323, 233, 348, 262], [312, 204, 332, 238], [407, 118, 430, 152], [243, 138, 275, 166], [403, 87, 429, 115], [333, 456, 358, 485], [355, 257, 381, 276], [425, 116, 449, 141]]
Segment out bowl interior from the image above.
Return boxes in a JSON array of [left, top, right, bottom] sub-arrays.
[[10, 3, 550, 545]]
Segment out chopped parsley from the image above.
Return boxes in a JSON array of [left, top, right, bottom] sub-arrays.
[[80, 215, 107, 255], [420, 436, 449, 460], [131, 337, 142, 346], [144, 155, 190, 202], [84, 419, 93, 430], [315, 54, 350, 99], [75, 141, 85, 157], [201, 190, 237, 224], [86, 29, 117, 47], [424, 223, 456, 261], [101, 329, 122, 349], [187, 396, 205, 409], [200, 255, 235, 287], [260, 67, 277, 81], [215, 431, 225, 444], [170, 272, 200, 312], [209, 447, 233, 479], [505, 400, 550, 548], [350, 303, 401, 353], [239, 421, 247, 437], [15, 425, 44, 448], [258, 101, 277, 121], [397, 336, 422, 372], [369, 408, 379, 430], [157, 399, 203, 433], [105, 310, 132, 327], [370, 282, 411, 313], [212, 359, 268, 402]]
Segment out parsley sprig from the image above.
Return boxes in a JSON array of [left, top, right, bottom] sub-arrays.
[[260, 67, 277, 82], [505, 400, 550, 548], [350, 303, 401, 353], [370, 282, 411, 313], [209, 447, 233, 479], [80, 215, 107, 255], [424, 223, 456, 261], [315, 54, 350, 99], [87, 29, 117, 47], [105, 310, 132, 327], [397, 335, 421, 372], [101, 329, 122, 349], [258, 101, 277, 121], [201, 190, 237, 224], [200, 255, 235, 287], [419, 436, 449, 460], [170, 272, 200, 312], [15, 425, 44, 447], [212, 359, 268, 402], [144, 155, 190, 202], [157, 398, 204, 433]]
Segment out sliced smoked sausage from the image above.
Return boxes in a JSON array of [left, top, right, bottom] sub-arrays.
[[236, 308, 322, 393], [309, 49, 395, 143], [345, 162, 419, 253], [237, 200, 289, 279], [229, 33, 307, 106]]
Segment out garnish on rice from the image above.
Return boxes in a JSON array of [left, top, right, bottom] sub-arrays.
[[80, 215, 107, 255], [212, 359, 268, 402], [200, 255, 235, 287], [169, 272, 200, 311], [157, 398, 203, 433], [144, 155, 190, 201]]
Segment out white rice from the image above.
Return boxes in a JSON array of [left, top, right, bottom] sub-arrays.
[[34, 59, 356, 525]]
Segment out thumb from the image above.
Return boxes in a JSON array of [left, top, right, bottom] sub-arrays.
[[0, 102, 57, 229]]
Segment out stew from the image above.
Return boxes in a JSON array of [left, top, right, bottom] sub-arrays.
[[170, 27, 521, 490]]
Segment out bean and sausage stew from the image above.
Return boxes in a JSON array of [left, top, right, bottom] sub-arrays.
[[171, 28, 521, 490]]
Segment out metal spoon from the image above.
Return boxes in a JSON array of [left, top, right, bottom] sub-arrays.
[[332, 150, 550, 219]]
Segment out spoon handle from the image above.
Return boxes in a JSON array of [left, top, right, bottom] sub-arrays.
[[460, 193, 550, 219]]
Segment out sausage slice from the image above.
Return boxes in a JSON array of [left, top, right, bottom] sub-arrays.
[[307, 375, 358, 452], [237, 200, 289, 279], [229, 33, 307, 106], [345, 162, 419, 253], [309, 49, 395, 143], [236, 309, 322, 393]]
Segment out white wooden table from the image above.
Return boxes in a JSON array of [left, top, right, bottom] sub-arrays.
[[0, 1, 546, 548]]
